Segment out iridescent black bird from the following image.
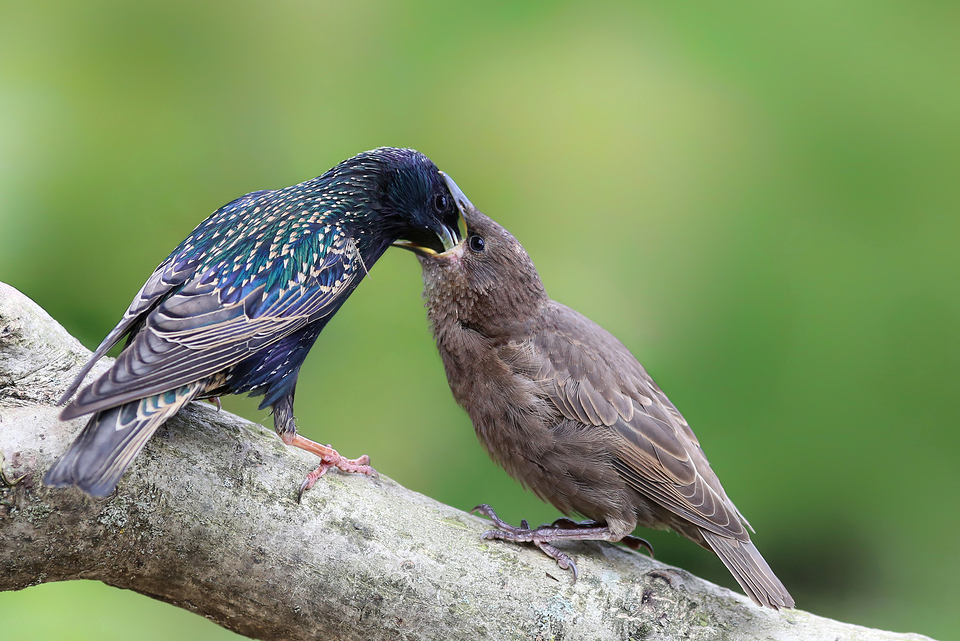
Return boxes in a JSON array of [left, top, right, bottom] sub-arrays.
[[45, 147, 464, 498]]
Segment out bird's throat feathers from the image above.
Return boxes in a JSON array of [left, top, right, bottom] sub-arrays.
[[419, 210, 548, 342]]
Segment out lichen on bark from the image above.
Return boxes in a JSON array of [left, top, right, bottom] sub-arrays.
[[0, 282, 937, 641]]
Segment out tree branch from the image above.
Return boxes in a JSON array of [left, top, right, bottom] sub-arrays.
[[0, 282, 934, 641]]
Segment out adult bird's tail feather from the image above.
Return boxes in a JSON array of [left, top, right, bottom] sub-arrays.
[[701, 529, 795, 609], [45, 382, 205, 497]]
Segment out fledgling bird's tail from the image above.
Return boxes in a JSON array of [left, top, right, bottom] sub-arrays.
[[700, 529, 795, 609], [45, 383, 205, 497]]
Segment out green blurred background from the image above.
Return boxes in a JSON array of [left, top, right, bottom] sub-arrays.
[[2, 1, 958, 638]]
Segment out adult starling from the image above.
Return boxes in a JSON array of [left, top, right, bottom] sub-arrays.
[[412, 180, 794, 609], [46, 147, 464, 499]]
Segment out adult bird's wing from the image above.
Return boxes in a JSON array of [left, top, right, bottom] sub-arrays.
[[525, 301, 752, 542], [57, 255, 197, 405], [60, 235, 364, 420], [58, 189, 275, 407]]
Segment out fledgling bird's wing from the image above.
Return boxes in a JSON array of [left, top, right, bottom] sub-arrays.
[[60, 197, 365, 420], [529, 301, 752, 542], [527, 302, 793, 608]]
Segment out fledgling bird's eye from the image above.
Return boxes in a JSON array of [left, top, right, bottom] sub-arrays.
[[433, 193, 449, 213], [468, 235, 485, 253]]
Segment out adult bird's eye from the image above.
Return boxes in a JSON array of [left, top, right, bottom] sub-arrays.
[[433, 193, 448, 212], [468, 235, 485, 252]]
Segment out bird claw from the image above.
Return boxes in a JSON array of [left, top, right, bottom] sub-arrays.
[[472, 504, 528, 537], [287, 434, 378, 501], [621, 534, 655, 558], [472, 503, 650, 579], [537, 542, 578, 581], [297, 448, 378, 503], [479, 528, 500, 541], [298, 468, 325, 503], [472, 504, 580, 581]]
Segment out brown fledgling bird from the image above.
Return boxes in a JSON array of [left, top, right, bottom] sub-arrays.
[[410, 177, 794, 609]]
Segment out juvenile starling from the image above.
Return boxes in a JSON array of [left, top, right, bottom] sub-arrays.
[[412, 180, 794, 609], [46, 147, 464, 499]]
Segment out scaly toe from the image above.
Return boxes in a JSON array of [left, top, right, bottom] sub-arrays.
[[480, 529, 499, 541], [297, 465, 330, 502], [472, 504, 520, 532], [621, 535, 655, 558], [536, 541, 578, 581], [324, 449, 378, 479]]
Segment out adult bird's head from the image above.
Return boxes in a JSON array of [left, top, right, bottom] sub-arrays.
[[416, 175, 547, 337], [337, 147, 464, 256]]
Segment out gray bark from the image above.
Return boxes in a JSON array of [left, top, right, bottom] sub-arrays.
[[0, 281, 935, 641]]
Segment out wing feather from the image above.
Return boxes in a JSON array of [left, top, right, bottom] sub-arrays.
[[58, 189, 279, 408], [62, 239, 360, 419], [57, 256, 196, 404], [525, 301, 750, 540]]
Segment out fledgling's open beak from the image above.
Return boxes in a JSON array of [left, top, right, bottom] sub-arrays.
[[393, 172, 471, 257]]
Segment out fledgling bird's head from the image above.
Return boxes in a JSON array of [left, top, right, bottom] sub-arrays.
[[336, 147, 464, 254], [416, 176, 547, 337]]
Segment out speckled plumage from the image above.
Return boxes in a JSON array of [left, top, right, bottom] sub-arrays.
[[417, 187, 794, 610], [46, 147, 463, 498]]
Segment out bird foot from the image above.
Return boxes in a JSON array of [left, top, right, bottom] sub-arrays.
[[286, 434, 378, 502], [473, 504, 580, 579], [543, 516, 654, 557], [297, 450, 378, 502], [298, 451, 378, 502], [472, 504, 653, 580]]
